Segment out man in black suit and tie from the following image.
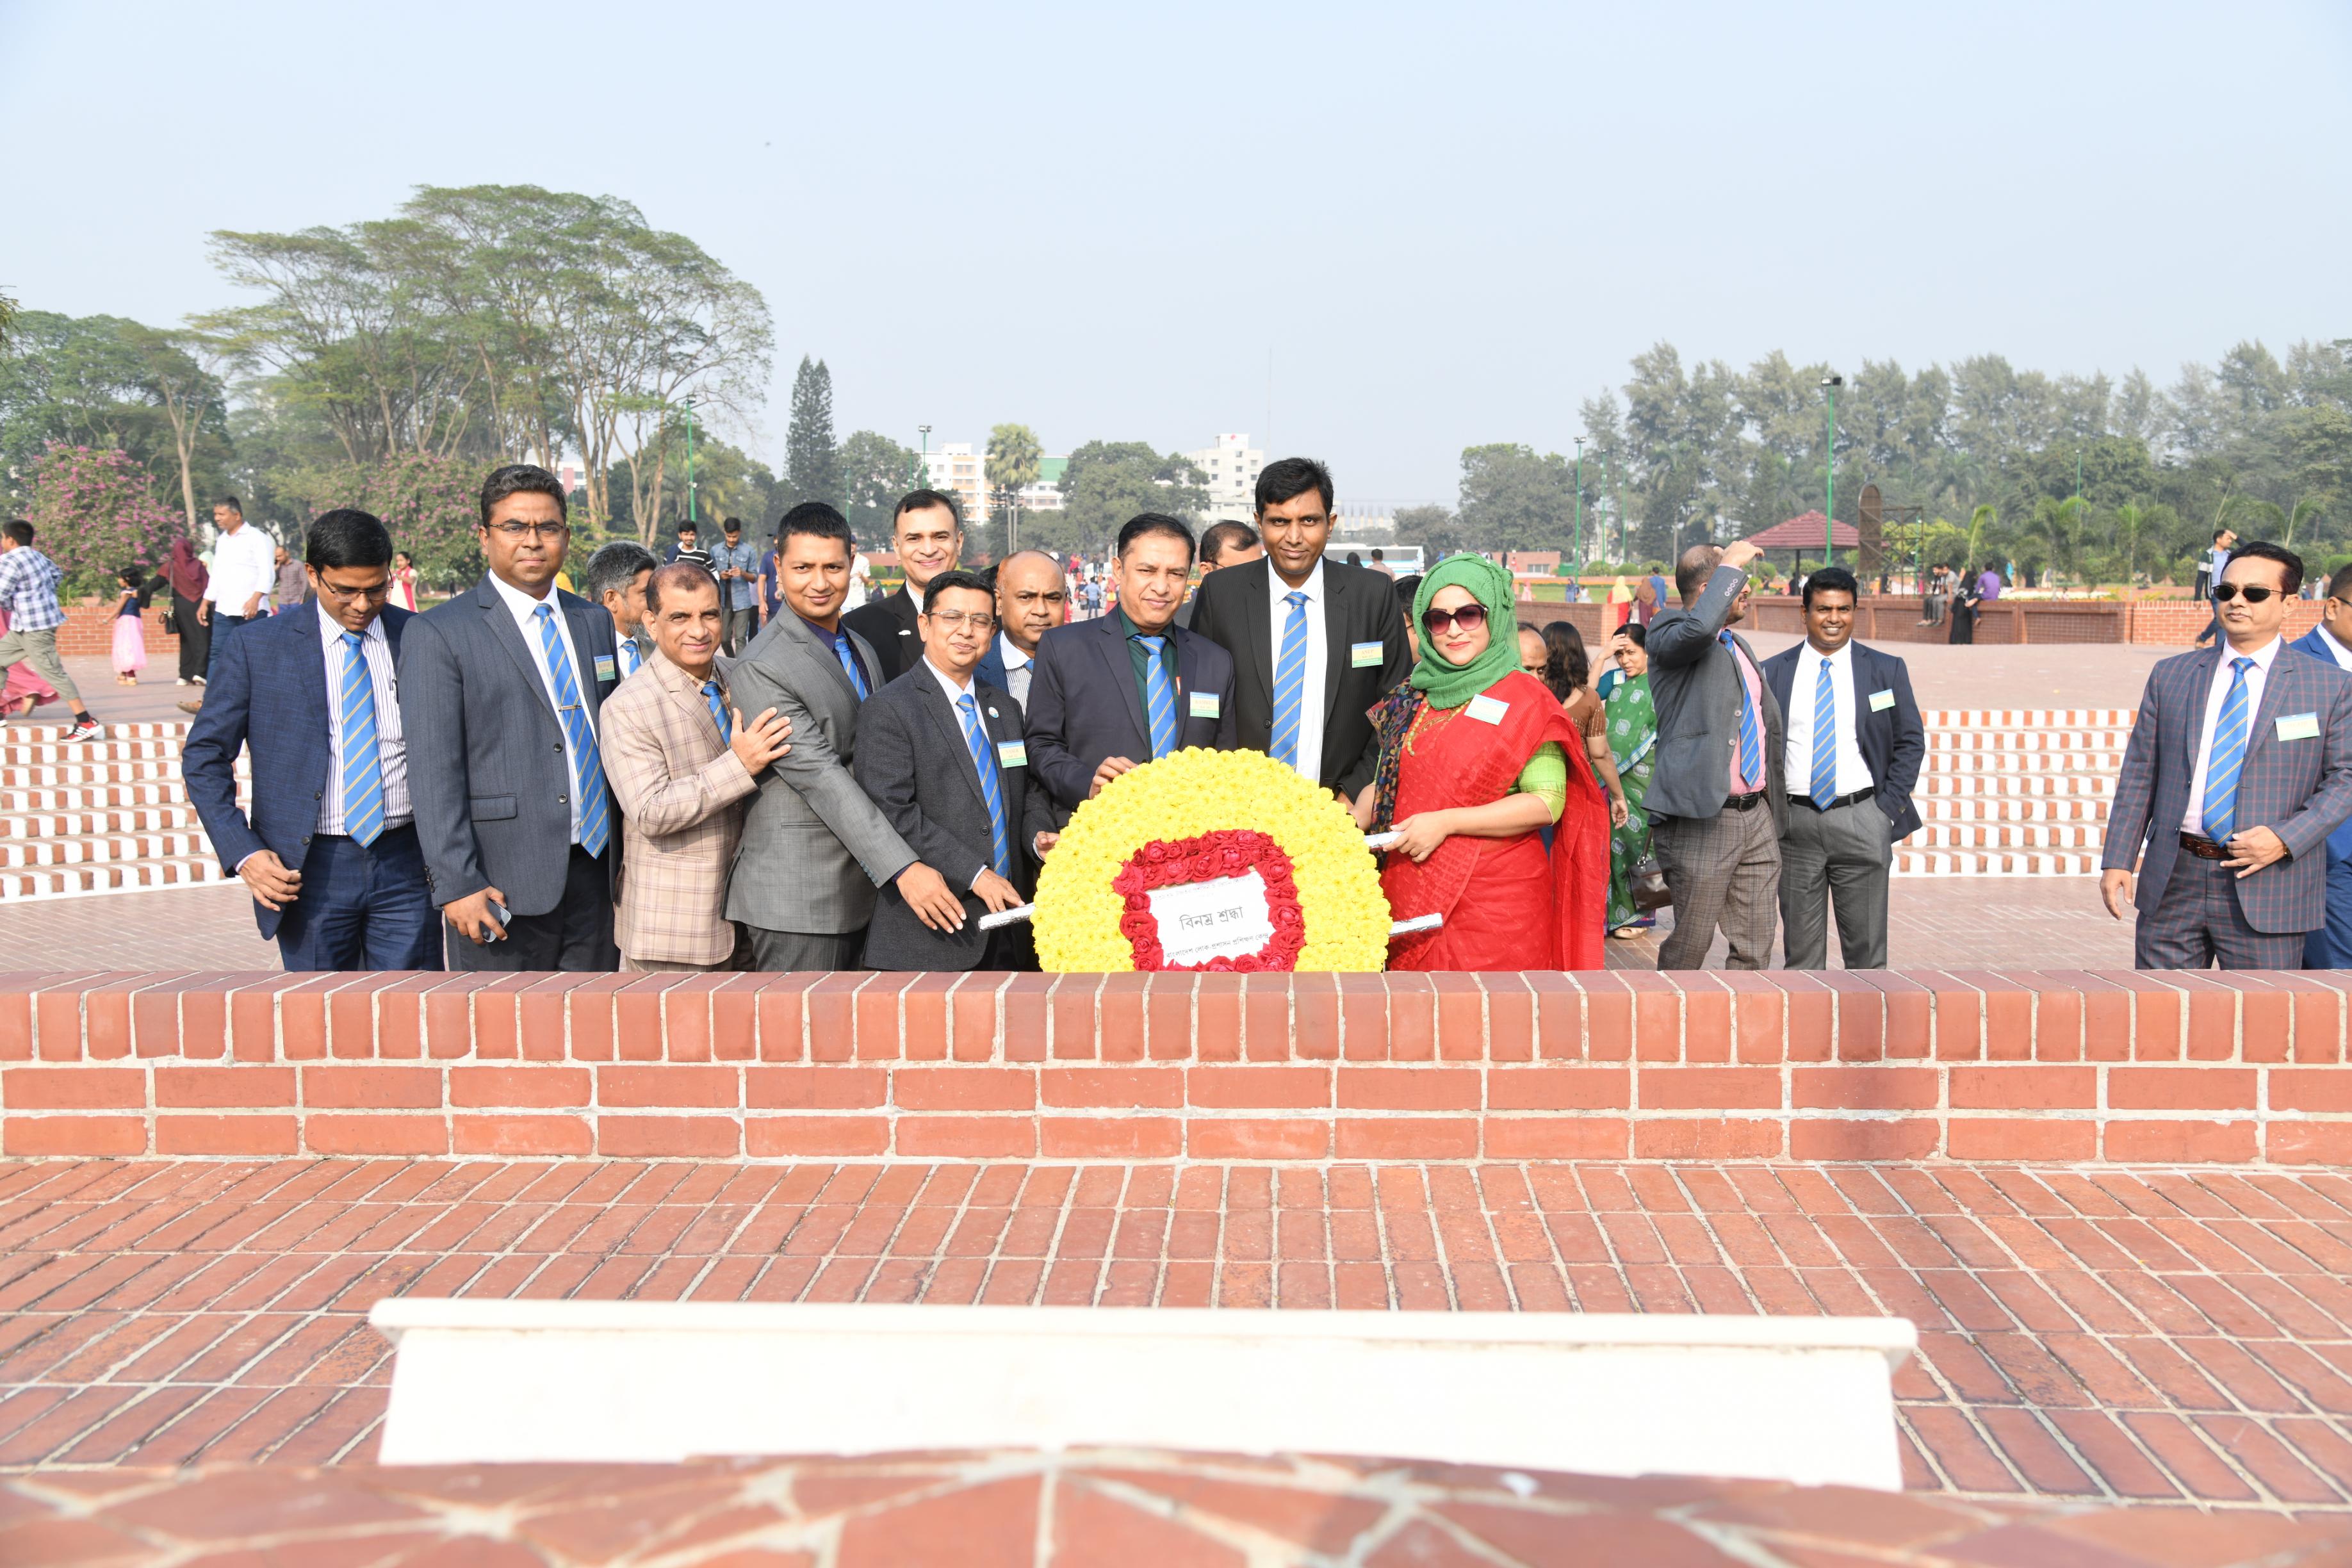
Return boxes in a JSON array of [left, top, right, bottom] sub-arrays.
[[1759, 567, 1925, 968], [582, 539, 658, 680], [1188, 459, 1411, 803], [400, 464, 624, 970], [1173, 519, 1262, 630], [844, 488, 965, 685], [856, 571, 1059, 970], [184, 509, 439, 971], [1027, 514, 1238, 816]]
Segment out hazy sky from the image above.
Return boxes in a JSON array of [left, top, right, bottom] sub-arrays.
[[4, 1, 2348, 502]]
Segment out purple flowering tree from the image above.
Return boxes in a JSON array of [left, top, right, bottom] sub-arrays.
[[26, 444, 182, 598]]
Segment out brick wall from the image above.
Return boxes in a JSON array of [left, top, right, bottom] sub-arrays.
[[2127, 600, 2326, 646], [2, 970, 2347, 1166], [56, 604, 179, 658]]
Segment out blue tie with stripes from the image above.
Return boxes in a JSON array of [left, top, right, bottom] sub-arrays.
[[619, 637, 642, 678], [2200, 657, 2257, 840], [1270, 590, 1310, 772], [533, 603, 611, 856], [703, 680, 730, 742], [958, 693, 1013, 878], [833, 631, 870, 699], [1722, 632, 1763, 786], [1810, 656, 1838, 810], [1136, 635, 1179, 758], [338, 632, 384, 845]]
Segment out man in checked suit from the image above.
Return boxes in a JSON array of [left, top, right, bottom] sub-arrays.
[[856, 571, 1059, 970], [2289, 564, 2352, 967], [402, 464, 623, 971], [726, 502, 967, 970], [183, 508, 439, 971], [1646, 539, 1787, 970], [601, 563, 793, 971], [1188, 458, 1412, 804], [2102, 541, 2352, 968], [1760, 566, 1925, 969], [1027, 514, 1238, 818]]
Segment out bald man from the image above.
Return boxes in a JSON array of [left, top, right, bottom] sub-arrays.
[[977, 549, 1067, 712]]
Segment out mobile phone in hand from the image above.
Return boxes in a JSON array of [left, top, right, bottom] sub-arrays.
[[484, 898, 510, 942]]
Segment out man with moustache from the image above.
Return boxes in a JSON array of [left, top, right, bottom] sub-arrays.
[[401, 464, 625, 970], [1026, 514, 1237, 818], [726, 502, 965, 969], [844, 489, 964, 685], [1174, 520, 1263, 629], [1188, 459, 1411, 802], [601, 562, 794, 971], [976, 549, 1068, 712], [856, 570, 1058, 971]]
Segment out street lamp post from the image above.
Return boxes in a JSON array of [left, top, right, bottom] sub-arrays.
[[683, 396, 698, 528], [1573, 436, 1585, 571], [1819, 375, 1843, 569]]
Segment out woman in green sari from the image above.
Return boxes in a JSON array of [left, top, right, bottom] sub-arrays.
[[1602, 624, 1659, 937]]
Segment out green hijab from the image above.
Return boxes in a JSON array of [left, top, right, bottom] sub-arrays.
[[1409, 554, 1521, 710]]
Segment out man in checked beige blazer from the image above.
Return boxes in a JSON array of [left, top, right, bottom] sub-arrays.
[[603, 564, 792, 970]]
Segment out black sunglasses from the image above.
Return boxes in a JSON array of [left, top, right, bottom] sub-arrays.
[[2212, 584, 2280, 604], [1421, 603, 1489, 635]]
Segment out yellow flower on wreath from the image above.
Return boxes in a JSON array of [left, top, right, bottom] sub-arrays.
[[1033, 747, 1391, 972]]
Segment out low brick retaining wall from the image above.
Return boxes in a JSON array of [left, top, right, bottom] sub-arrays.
[[1, 970, 2345, 1166], [56, 603, 179, 658], [1517, 594, 2329, 648]]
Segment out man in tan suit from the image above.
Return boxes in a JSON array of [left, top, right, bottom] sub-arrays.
[[603, 563, 792, 970]]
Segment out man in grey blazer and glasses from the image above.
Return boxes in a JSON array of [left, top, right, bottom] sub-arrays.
[[2102, 541, 2352, 968], [401, 464, 623, 970], [1644, 539, 1786, 970], [725, 502, 968, 970]]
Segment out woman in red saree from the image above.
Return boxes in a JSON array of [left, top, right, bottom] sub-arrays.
[[1360, 556, 1610, 970]]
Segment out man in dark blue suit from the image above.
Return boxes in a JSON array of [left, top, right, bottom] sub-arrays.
[[1759, 567, 1925, 969], [2291, 563, 2352, 966], [183, 509, 439, 970], [1026, 514, 1237, 817]]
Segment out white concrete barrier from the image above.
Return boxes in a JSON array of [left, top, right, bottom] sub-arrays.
[[369, 1300, 1916, 1490]]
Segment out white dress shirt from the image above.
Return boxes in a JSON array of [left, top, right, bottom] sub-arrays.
[[316, 612, 409, 837], [490, 572, 591, 845], [1267, 559, 1328, 780], [1782, 641, 1875, 799], [993, 631, 1033, 709], [2182, 635, 2282, 833], [2315, 626, 2352, 674], [206, 525, 279, 617]]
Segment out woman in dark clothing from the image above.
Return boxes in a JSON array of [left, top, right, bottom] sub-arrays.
[[162, 538, 211, 683], [1948, 563, 1984, 644]]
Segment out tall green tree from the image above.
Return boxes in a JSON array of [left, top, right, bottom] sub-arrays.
[[783, 356, 840, 508], [1035, 441, 1207, 557], [1455, 444, 1577, 553], [837, 429, 924, 538]]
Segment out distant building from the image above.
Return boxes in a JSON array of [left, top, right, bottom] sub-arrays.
[[1184, 434, 1266, 521], [1018, 455, 1067, 512], [920, 443, 986, 528]]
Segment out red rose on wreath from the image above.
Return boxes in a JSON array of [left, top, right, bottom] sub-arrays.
[[1114, 829, 1305, 974]]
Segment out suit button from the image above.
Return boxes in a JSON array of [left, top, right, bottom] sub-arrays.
[[558, 795, 567, 803]]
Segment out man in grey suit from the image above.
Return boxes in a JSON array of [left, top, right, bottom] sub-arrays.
[[1645, 539, 1786, 970], [582, 539, 658, 680], [725, 502, 967, 970], [2102, 541, 2352, 968], [855, 571, 1059, 971], [401, 464, 623, 970]]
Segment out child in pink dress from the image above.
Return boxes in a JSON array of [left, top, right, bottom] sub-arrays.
[[112, 566, 149, 685]]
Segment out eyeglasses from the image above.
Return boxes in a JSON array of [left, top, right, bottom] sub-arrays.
[[927, 610, 998, 632], [1422, 604, 1489, 635], [2212, 584, 2279, 603], [314, 578, 391, 603], [484, 521, 570, 539]]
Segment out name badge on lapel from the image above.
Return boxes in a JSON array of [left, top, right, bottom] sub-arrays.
[[2277, 712, 2321, 742], [1189, 692, 1220, 719], [1350, 641, 1384, 668], [1466, 692, 1510, 725], [1868, 688, 1897, 712], [593, 655, 617, 683], [997, 739, 1028, 768]]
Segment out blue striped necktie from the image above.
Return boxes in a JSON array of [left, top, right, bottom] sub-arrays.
[[1722, 632, 1763, 786], [532, 603, 611, 856], [619, 637, 642, 678], [1136, 635, 1179, 758], [2200, 656, 2257, 840], [833, 630, 869, 699], [1810, 656, 1838, 809], [958, 693, 1013, 878], [338, 631, 384, 845], [1270, 590, 1310, 772], [703, 680, 730, 742]]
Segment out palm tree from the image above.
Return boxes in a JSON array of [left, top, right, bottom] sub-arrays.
[[985, 423, 1043, 553], [2221, 495, 2286, 543], [2112, 502, 2146, 584], [2288, 495, 2326, 548], [2027, 496, 2088, 590]]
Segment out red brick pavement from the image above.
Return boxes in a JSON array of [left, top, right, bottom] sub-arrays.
[[5, 1157, 2352, 1513]]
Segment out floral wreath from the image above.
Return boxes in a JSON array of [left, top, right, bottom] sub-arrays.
[[1033, 748, 1391, 972]]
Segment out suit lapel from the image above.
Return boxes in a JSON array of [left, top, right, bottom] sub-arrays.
[[2170, 647, 2223, 767], [1318, 565, 1350, 726], [775, 612, 860, 706], [289, 606, 332, 752], [1236, 559, 1273, 699], [984, 690, 1026, 824], [662, 659, 726, 750], [476, 577, 559, 727], [560, 592, 610, 726], [2244, 645, 2301, 771], [1097, 616, 1150, 746]]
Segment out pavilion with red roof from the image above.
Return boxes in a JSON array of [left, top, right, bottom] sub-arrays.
[[1744, 510, 1857, 578]]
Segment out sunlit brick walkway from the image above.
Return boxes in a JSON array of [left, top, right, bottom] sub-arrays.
[[5, 1157, 2352, 1512]]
